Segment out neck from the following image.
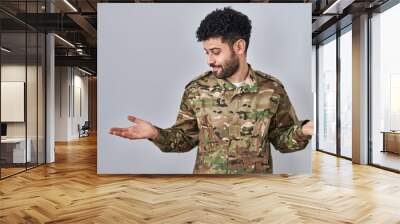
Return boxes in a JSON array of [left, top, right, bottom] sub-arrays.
[[227, 62, 249, 83]]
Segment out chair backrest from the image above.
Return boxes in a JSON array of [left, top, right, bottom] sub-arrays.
[[82, 121, 90, 129]]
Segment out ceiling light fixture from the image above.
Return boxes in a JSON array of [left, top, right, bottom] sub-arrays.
[[322, 0, 354, 14], [78, 67, 93, 76], [76, 48, 84, 55], [54, 34, 75, 48], [1, 47, 11, 53], [63, 0, 78, 12]]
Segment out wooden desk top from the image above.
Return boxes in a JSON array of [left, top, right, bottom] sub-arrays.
[[1, 138, 31, 143], [381, 131, 400, 134]]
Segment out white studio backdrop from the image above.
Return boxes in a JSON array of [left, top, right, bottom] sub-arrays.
[[98, 3, 313, 174]]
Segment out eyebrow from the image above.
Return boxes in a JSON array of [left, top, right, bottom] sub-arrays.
[[204, 48, 221, 52]]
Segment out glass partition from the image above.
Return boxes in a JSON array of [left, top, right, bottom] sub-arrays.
[[0, 1, 46, 179], [0, 31, 28, 177]]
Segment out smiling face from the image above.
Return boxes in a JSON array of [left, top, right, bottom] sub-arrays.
[[203, 37, 241, 79]]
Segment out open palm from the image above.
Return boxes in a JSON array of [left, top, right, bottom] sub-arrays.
[[109, 115, 158, 140]]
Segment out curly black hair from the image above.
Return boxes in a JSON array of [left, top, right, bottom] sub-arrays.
[[196, 7, 252, 53]]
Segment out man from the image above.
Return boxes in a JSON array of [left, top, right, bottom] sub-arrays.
[[109, 7, 314, 174]]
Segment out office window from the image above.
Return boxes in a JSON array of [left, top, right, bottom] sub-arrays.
[[318, 36, 337, 155], [339, 28, 352, 158], [371, 3, 400, 171]]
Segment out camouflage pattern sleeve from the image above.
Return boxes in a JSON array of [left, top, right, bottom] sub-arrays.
[[267, 86, 311, 153], [148, 86, 199, 153]]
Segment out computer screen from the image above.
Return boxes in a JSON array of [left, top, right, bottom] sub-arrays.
[[1, 123, 7, 137]]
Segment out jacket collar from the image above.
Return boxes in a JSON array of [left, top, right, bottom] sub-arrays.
[[214, 63, 259, 94]]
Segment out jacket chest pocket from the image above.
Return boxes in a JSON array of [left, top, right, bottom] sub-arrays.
[[195, 96, 234, 139], [237, 93, 278, 131]]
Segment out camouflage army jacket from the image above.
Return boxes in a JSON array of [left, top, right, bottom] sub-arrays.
[[149, 65, 311, 174]]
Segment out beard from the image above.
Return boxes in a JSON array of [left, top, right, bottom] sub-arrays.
[[210, 53, 240, 79]]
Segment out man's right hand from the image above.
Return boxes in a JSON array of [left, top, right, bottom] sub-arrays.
[[109, 115, 159, 140]]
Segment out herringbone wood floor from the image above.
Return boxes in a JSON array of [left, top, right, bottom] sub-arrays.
[[1, 134, 400, 224]]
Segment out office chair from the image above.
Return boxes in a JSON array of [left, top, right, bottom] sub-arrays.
[[79, 121, 90, 138]]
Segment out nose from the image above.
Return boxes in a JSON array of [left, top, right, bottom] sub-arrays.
[[207, 55, 215, 66]]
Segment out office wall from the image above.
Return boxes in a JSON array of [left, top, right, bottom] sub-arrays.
[[55, 67, 69, 141], [55, 67, 89, 141], [1, 64, 41, 138], [98, 3, 313, 174]]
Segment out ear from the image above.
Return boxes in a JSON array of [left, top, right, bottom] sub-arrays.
[[233, 39, 246, 55]]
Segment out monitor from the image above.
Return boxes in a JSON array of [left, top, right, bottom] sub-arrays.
[[1, 123, 7, 137]]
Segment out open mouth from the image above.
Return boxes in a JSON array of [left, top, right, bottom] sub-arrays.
[[212, 67, 222, 72]]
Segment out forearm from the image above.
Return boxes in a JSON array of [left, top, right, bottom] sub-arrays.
[[269, 120, 311, 153], [148, 125, 199, 153]]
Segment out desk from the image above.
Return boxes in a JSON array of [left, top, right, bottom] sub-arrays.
[[382, 131, 400, 154], [1, 138, 32, 163]]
